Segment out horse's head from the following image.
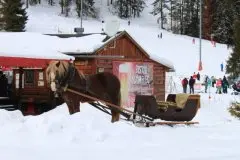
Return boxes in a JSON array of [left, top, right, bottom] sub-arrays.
[[46, 60, 70, 92]]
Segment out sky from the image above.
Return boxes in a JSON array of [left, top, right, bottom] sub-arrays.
[[0, 1, 239, 160]]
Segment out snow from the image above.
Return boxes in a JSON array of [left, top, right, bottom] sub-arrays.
[[0, 1, 239, 160], [0, 32, 74, 60]]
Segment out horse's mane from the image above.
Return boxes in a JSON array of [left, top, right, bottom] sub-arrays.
[[46, 60, 85, 83]]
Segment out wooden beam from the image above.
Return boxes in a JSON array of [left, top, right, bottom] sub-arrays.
[[64, 54, 125, 59]]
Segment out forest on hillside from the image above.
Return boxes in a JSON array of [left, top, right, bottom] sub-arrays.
[[0, 0, 239, 45]]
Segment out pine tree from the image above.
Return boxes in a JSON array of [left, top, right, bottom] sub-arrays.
[[212, 0, 235, 44], [171, 0, 183, 34], [226, 19, 240, 79], [184, 0, 199, 37], [131, 0, 145, 18], [0, 0, 28, 32], [0, 1, 4, 29], [76, 0, 97, 18], [151, 0, 169, 29], [114, 0, 145, 18], [114, 0, 129, 18]]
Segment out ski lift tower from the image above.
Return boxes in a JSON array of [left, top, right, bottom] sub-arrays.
[[198, 0, 203, 71], [74, 0, 84, 34]]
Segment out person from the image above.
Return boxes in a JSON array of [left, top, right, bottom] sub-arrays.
[[204, 76, 209, 93], [216, 78, 222, 94], [182, 78, 188, 93], [6, 71, 13, 97], [128, 20, 130, 26], [232, 81, 240, 92], [189, 76, 195, 94], [197, 72, 200, 81], [192, 38, 195, 44], [222, 76, 229, 94], [220, 63, 224, 72], [211, 76, 216, 87], [0, 71, 8, 97], [0, 71, 4, 96]]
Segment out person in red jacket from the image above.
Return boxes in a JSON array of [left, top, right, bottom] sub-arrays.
[[182, 78, 188, 93], [216, 78, 222, 94]]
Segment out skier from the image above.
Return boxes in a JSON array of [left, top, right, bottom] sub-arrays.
[[189, 76, 195, 94], [182, 78, 188, 93], [197, 72, 200, 81], [216, 78, 222, 94], [220, 63, 224, 72], [204, 76, 209, 93], [222, 76, 229, 94]]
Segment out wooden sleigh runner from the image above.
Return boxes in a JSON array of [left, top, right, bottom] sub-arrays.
[[133, 94, 200, 126]]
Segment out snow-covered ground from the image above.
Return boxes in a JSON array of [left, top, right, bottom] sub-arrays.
[[0, 1, 239, 160]]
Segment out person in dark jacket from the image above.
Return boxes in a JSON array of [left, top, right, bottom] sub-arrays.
[[189, 76, 195, 94], [0, 71, 8, 97], [197, 72, 200, 81], [222, 76, 229, 94]]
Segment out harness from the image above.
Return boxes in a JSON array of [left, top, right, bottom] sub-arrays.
[[55, 63, 76, 92], [55, 63, 90, 94]]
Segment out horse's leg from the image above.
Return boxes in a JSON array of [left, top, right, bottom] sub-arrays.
[[62, 92, 75, 114], [102, 93, 118, 123], [65, 99, 74, 114], [110, 93, 121, 123], [111, 110, 120, 123], [73, 94, 80, 113]]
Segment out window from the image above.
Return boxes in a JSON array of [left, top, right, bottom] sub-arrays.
[[25, 70, 34, 84]]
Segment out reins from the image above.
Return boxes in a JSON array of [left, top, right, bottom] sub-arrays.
[[66, 88, 154, 122]]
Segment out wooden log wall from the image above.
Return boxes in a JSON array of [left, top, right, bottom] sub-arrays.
[[153, 63, 166, 101], [73, 33, 169, 102], [74, 59, 96, 75]]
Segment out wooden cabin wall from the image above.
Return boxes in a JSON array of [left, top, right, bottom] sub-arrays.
[[97, 35, 148, 60], [12, 68, 52, 103], [94, 35, 168, 101], [153, 63, 166, 101], [74, 58, 96, 75]]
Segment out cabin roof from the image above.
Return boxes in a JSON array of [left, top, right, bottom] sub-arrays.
[[62, 30, 175, 71], [0, 32, 74, 67]]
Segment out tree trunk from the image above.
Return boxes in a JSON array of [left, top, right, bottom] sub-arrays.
[[160, 0, 163, 29], [170, 0, 172, 31], [26, 0, 29, 8]]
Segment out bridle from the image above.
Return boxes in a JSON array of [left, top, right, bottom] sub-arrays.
[[49, 61, 91, 96], [50, 62, 76, 96]]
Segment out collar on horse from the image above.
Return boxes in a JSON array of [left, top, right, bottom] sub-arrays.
[[56, 63, 90, 93], [56, 63, 76, 92]]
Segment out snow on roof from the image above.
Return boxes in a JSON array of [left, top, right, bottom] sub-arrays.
[[0, 31, 174, 70], [57, 33, 109, 53], [64, 30, 175, 70], [122, 30, 175, 70], [149, 54, 175, 71], [0, 32, 75, 60]]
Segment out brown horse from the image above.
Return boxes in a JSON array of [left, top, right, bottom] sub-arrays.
[[45, 60, 121, 123]]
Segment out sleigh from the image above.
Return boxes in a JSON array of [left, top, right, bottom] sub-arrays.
[[133, 94, 200, 125], [66, 88, 200, 127]]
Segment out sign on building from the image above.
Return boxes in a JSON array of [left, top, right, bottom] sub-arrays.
[[113, 61, 153, 108]]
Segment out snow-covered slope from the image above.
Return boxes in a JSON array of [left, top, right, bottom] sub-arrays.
[[25, 1, 231, 77]]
